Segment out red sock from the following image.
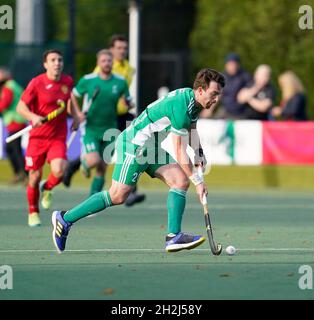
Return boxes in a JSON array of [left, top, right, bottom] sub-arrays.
[[27, 185, 39, 214], [44, 173, 62, 190]]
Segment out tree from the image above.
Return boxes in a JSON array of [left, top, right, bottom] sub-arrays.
[[190, 0, 314, 119], [47, 0, 128, 78]]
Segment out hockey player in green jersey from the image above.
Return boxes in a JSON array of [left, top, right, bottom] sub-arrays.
[[71, 49, 131, 196], [52, 68, 225, 253]]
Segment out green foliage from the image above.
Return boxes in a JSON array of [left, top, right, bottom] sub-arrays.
[[190, 0, 314, 119], [47, 0, 129, 79]]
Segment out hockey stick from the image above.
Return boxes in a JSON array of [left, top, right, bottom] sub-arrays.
[[67, 86, 100, 149], [198, 167, 223, 256], [6, 100, 66, 144]]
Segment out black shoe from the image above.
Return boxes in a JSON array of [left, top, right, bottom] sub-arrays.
[[125, 191, 146, 207], [63, 158, 81, 187]]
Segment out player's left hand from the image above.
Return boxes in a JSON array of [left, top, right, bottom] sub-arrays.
[[194, 148, 207, 168]]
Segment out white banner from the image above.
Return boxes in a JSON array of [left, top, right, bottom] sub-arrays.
[[161, 120, 263, 166], [234, 121, 262, 165]]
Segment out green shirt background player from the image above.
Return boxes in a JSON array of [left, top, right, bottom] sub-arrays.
[[71, 49, 131, 196], [52, 68, 225, 253], [0, 67, 28, 184]]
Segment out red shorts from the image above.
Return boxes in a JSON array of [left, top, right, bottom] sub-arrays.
[[25, 138, 67, 171]]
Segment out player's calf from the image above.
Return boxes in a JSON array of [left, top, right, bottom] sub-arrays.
[[39, 180, 53, 210]]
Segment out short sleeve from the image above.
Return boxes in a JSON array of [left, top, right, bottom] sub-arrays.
[[21, 78, 37, 106], [122, 80, 131, 101], [0, 86, 14, 112], [169, 104, 189, 136], [68, 76, 74, 91], [73, 77, 87, 98]]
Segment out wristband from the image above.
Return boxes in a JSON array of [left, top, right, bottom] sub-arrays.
[[189, 173, 203, 186]]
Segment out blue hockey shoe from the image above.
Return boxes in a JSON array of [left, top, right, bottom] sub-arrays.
[[165, 232, 205, 252], [52, 211, 72, 253]]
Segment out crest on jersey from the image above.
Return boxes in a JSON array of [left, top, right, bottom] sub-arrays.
[[61, 85, 69, 94], [112, 85, 118, 94]]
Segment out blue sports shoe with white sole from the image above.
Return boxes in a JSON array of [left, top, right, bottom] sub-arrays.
[[165, 232, 205, 252], [52, 211, 72, 253]]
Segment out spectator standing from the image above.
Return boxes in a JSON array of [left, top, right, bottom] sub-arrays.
[[214, 53, 251, 119], [237, 64, 275, 120], [271, 71, 307, 121]]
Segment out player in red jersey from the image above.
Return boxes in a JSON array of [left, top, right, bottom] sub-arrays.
[[16, 49, 80, 227]]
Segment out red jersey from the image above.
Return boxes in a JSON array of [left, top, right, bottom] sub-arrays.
[[21, 73, 73, 140]]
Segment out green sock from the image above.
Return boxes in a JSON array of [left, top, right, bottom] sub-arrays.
[[90, 176, 105, 196], [81, 158, 90, 173], [167, 188, 187, 234], [64, 191, 112, 223]]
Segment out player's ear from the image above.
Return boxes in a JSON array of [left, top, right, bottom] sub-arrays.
[[198, 86, 203, 95]]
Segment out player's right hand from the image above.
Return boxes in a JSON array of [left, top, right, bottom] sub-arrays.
[[195, 182, 208, 204], [77, 111, 86, 123], [31, 114, 45, 128]]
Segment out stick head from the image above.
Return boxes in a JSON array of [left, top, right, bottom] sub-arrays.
[[213, 243, 223, 255]]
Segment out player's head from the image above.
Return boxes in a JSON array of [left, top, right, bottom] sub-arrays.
[[0, 67, 11, 86], [97, 49, 113, 75], [43, 49, 64, 79], [193, 68, 225, 110], [109, 34, 128, 62]]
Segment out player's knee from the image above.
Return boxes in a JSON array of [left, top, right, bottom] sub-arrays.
[[28, 170, 41, 186], [52, 168, 64, 178], [176, 177, 190, 190], [110, 193, 126, 205], [109, 189, 128, 205], [168, 176, 190, 190]]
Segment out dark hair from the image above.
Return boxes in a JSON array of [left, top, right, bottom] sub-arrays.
[[109, 34, 128, 48], [193, 68, 225, 90], [43, 49, 63, 62]]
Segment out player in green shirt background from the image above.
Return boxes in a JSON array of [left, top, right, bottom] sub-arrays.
[[52, 68, 225, 253], [72, 49, 131, 196]]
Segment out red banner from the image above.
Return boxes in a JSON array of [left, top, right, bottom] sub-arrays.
[[263, 122, 314, 164]]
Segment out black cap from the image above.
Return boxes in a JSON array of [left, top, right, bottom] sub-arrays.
[[225, 53, 241, 63]]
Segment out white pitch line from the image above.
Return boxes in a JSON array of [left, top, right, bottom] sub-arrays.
[[146, 204, 314, 210], [0, 248, 314, 253], [1, 204, 314, 212]]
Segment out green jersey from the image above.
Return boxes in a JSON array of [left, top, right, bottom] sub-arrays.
[[112, 88, 202, 185], [73, 73, 130, 138], [126, 88, 202, 147]]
